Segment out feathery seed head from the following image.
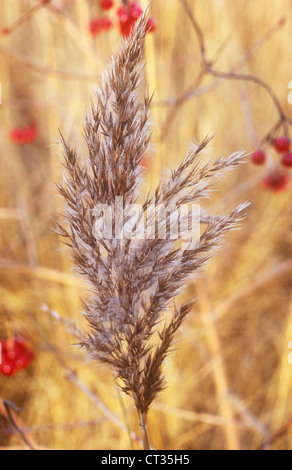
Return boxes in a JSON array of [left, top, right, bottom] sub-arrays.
[[56, 10, 248, 416]]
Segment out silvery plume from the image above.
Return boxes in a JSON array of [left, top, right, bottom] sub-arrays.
[[55, 11, 248, 449]]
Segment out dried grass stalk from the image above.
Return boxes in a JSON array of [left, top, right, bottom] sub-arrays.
[[55, 11, 248, 449]]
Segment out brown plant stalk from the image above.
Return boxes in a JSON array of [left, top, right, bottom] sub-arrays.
[[180, 0, 292, 145], [56, 11, 248, 449]]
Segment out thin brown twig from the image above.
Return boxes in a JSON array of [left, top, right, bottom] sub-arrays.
[[1, 0, 52, 35], [156, 12, 288, 143], [155, 14, 286, 108], [0, 399, 36, 450], [210, 69, 286, 124], [180, 0, 291, 144]]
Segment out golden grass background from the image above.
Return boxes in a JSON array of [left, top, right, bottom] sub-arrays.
[[0, 0, 292, 450]]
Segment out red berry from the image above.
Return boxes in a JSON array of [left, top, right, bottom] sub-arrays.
[[7, 350, 16, 360], [89, 16, 112, 36], [117, 2, 144, 37], [251, 149, 266, 165], [120, 19, 132, 36], [100, 0, 114, 10], [261, 171, 289, 192], [146, 17, 157, 33], [273, 136, 290, 153], [281, 152, 292, 168], [129, 2, 143, 20], [116, 3, 156, 37], [9, 123, 37, 144], [2, 365, 12, 375], [0, 338, 34, 376], [116, 7, 132, 36], [116, 6, 127, 17]]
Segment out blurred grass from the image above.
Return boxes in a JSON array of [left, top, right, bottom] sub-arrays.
[[0, 0, 292, 450]]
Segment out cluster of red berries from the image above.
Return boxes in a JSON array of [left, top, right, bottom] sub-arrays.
[[9, 123, 37, 145], [0, 338, 34, 376], [251, 137, 291, 167], [89, 1, 157, 37], [251, 136, 291, 192], [116, 1, 156, 36]]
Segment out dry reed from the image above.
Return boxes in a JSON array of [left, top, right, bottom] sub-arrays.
[[55, 10, 248, 449]]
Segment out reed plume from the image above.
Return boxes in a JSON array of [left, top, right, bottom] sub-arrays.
[[56, 11, 248, 449]]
